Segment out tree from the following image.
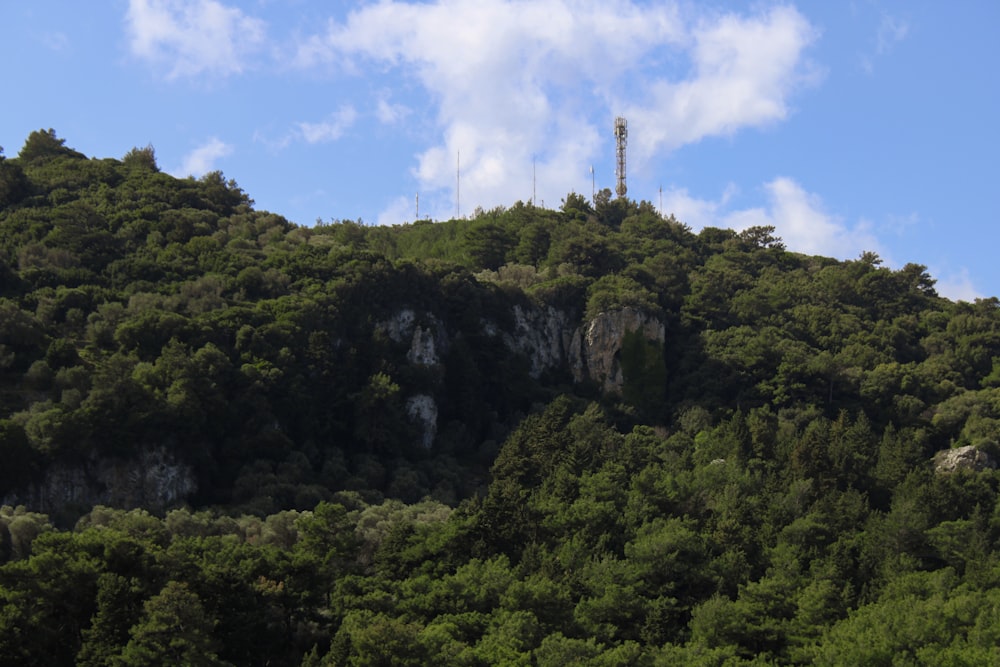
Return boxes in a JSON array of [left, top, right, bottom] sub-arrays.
[[113, 580, 232, 667], [0, 148, 29, 207], [738, 225, 785, 250], [122, 144, 159, 172], [463, 221, 513, 271], [18, 128, 84, 163], [77, 573, 145, 667], [295, 501, 359, 579], [560, 191, 593, 222]]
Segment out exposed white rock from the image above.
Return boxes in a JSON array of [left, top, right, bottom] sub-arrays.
[[379, 309, 447, 366], [502, 305, 575, 378], [406, 394, 439, 449], [933, 445, 997, 473], [570, 307, 665, 393], [407, 326, 439, 366], [380, 308, 416, 343]]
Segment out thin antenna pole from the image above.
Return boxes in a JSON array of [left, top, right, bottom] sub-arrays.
[[590, 165, 595, 202], [659, 185, 662, 217], [456, 150, 460, 218], [532, 156, 536, 206], [416, 193, 419, 221]]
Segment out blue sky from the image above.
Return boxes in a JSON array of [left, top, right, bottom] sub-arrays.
[[2, 1, 997, 301]]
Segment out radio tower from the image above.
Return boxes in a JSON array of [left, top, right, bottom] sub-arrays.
[[614, 116, 628, 198]]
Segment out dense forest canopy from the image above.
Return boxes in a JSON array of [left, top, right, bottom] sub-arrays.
[[2, 130, 1000, 665]]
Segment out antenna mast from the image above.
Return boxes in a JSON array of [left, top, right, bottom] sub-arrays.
[[532, 156, 536, 206], [614, 116, 628, 198]]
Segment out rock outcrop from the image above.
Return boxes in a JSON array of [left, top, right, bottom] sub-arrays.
[[380, 308, 448, 366], [406, 394, 439, 449], [379, 304, 666, 450], [380, 309, 448, 449], [381, 308, 416, 343], [4, 446, 196, 517], [569, 307, 666, 393], [933, 445, 997, 473], [502, 305, 576, 379]]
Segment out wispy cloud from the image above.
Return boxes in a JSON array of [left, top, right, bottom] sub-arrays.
[[861, 11, 909, 74], [294, 0, 818, 221], [41, 32, 71, 52], [876, 13, 909, 55], [125, 0, 266, 78], [253, 106, 359, 150], [297, 106, 358, 143], [376, 95, 411, 125], [172, 137, 233, 176], [663, 177, 883, 261], [760, 178, 881, 258], [930, 266, 981, 302]]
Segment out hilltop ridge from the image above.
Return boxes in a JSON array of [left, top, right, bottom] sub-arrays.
[[3, 131, 1000, 665]]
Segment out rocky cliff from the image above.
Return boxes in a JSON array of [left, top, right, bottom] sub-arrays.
[[8, 304, 667, 517], [569, 307, 666, 393], [383, 303, 667, 450], [3, 446, 196, 521]]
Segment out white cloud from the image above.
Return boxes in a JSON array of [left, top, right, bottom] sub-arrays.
[[298, 106, 358, 143], [378, 195, 419, 226], [876, 13, 909, 55], [661, 182, 740, 230], [760, 177, 882, 258], [930, 267, 982, 303], [376, 96, 411, 125], [173, 137, 233, 177], [125, 0, 266, 78], [664, 177, 883, 261], [628, 5, 819, 161], [294, 1, 817, 222], [861, 11, 909, 74]]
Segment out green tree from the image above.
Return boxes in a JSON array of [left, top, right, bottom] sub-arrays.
[[113, 580, 232, 667], [463, 221, 513, 271], [78, 573, 145, 667], [0, 148, 29, 207], [122, 144, 159, 172], [18, 128, 84, 163]]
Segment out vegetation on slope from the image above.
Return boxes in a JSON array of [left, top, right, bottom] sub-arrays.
[[3, 130, 1000, 664]]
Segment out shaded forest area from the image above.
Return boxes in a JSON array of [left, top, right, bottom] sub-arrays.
[[3, 130, 1000, 664]]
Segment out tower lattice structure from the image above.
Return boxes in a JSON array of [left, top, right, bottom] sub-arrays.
[[614, 116, 628, 198]]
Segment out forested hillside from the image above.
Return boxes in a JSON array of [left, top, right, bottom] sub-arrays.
[[3, 130, 1000, 665]]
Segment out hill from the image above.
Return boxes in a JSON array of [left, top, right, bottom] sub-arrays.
[[2, 130, 1000, 664]]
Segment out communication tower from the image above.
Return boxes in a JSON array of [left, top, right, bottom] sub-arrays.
[[614, 116, 628, 198]]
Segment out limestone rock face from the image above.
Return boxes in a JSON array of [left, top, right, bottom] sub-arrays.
[[378, 309, 451, 450], [933, 445, 997, 473], [379, 305, 665, 452], [5, 446, 196, 516], [570, 307, 665, 393], [380, 308, 447, 367], [406, 394, 439, 449], [407, 326, 439, 366], [502, 305, 576, 379], [381, 308, 416, 343]]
